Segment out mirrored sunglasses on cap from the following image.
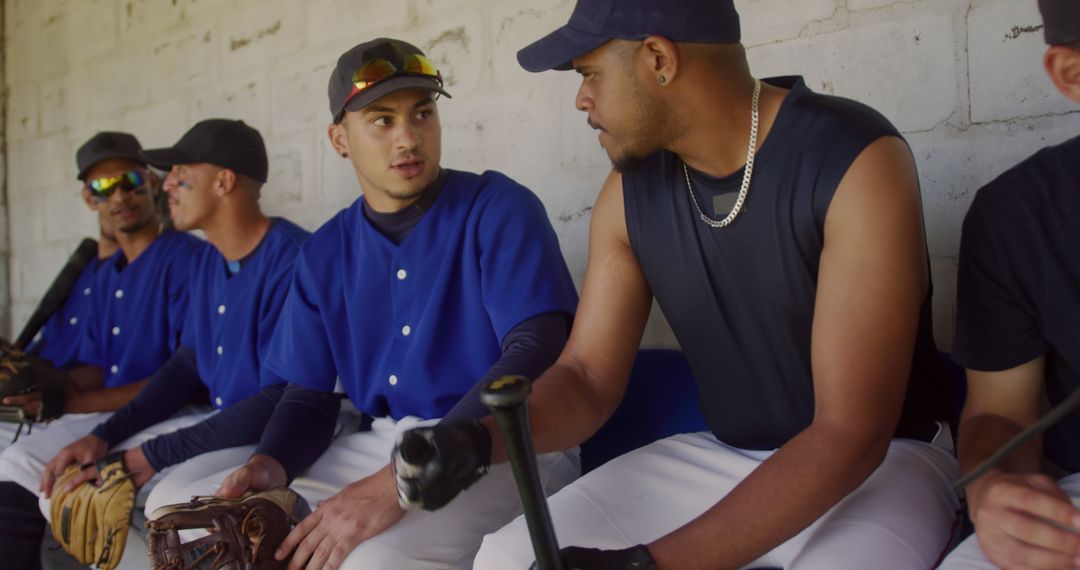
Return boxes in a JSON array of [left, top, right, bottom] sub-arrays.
[[343, 53, 443, 109], [87, 170, 147, 199]]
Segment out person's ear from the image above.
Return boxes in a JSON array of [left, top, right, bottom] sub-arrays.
[[81, 187, 98, 211], [217, 168, 237, 197], [1045, 45, 1080, 105], [641, 35, 680, 86], [328, 122, 350, 158]]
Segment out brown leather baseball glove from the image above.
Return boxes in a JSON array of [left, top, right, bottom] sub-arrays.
[[145, 487, 311, 569], [0, 338, 69, 441]]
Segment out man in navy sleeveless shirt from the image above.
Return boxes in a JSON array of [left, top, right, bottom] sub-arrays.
[[399, 2, 960, 569], [941, 1, 1080, 568]]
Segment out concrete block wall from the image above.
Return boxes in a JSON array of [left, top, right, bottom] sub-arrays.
[[4, 0, 1078, 350]]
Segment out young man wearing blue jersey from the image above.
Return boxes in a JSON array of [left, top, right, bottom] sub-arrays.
[[34, 119, 310, 500], [398, 2, 961, 569], [145, 38, 580, 569], [0, 133, 128, 447], [940, 2, 1080, 569], [0, 128, 205, 568]]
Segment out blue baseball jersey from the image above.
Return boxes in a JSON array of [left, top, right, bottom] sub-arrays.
[[181, 218, 310, 409], [27, 259, 100, 369], [79, 230, 205, 388], [265, 170, 578, 420]]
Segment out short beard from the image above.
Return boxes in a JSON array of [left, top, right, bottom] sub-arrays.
[[610, 151, 646, 173], [605, 71, 671, 174]]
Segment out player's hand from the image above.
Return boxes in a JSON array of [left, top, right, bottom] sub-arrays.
[[215, 454, 288, 499], [275, 464, 405, 569], [122, 446, 157, 487], [529, 544, 658, 570], [392, 420, 492, 510], [40, 434, 108, 497], [1, 391, 41, 418], [967, 472, 1080, 569]]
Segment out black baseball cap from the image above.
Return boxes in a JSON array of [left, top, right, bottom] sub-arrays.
[[1040, 0, 1080, 45], [76, 132, 145, 181], [140, 119, 268, 183], [517, 0, 741, 72], [328, 38, 451, 123]]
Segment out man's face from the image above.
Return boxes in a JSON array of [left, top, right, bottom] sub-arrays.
[[161, 163, 222, 231], [331, 88, 442, 210], [573, 41, 670, 172], [84, 158, 158, 235]]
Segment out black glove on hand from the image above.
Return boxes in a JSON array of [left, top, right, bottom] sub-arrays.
[[529, 545, 658, 570], [391, 419, 492, 511]]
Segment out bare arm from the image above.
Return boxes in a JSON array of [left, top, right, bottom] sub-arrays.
[[65, 378, 150, 413], [644, 136, 930, 568], [485, 169, 653, 463], [958, 358, 1080, 569]]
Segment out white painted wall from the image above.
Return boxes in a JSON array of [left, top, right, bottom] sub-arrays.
[[4, 0, 1077, 350]]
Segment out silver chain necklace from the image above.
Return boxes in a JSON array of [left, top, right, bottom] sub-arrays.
[[683, 78, 761, 229]]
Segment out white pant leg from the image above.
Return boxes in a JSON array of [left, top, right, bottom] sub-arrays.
[[143, 445, 257, 517], [0, 408, 211, 519], [0, 412, 116, 492], [476, 429, 959, 570], [0, 422, 24, 457], [162, 416, 581, 570], [939, 471, 1080, 569]]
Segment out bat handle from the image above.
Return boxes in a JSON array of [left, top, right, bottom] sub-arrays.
[[482, 376, 563, 570]]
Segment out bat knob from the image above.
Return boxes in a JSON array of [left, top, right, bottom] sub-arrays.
[[481, 375, 531, 410]]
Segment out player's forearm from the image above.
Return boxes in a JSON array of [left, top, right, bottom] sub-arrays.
[[649, 421, 891, 570], [486, 356, 621, 464], [66, 378, 149, 413], [957, 413, 1042, 513], [67, 365, 104, 393]]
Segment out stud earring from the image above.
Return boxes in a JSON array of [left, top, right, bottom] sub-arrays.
[[657, 75, 666, 85]]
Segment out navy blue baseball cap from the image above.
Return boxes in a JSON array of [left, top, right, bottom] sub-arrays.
[[1040, 0, 1080, 45], [517, 0, 740, 72], [76, 132, 144, 181], [140, 119, 268, 183]]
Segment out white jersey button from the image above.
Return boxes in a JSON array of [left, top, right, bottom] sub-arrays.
[[83, 288, 91, 296], [110, 365, 119, 374], [215, 397, 223, 407], [396, 269, 407, 280], [401, 325, 411, 337], [69, 317, 78, 326], [115, 289, 124, 299], [217, 345, 224, 356], [388, 374, 399, 386], [112, 326, 120, 336], [218, 305, 226, 315]]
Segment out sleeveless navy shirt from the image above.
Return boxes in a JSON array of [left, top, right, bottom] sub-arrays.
[[623, 76, 948, 449]]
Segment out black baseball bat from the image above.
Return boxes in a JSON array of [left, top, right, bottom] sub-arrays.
[[14, 238, 98, 349], [482, 375, 563, 570]]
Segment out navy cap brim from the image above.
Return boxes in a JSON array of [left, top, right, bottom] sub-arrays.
[[517, 25, 611, 72], [339, 76, 451, 121], [139, 147, 200, 171]]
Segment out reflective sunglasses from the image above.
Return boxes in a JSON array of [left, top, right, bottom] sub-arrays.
[[343, 53, 442, 109], [87, 170, 147, 199]]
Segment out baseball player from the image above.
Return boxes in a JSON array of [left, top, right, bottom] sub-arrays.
[[0, 129, 204, 568], [0, 133, 129, 448], [35, 117, 310, 499], [144, 38, 581, 569], [398, 2, 962, 569], [940, 2, 1080, 568]]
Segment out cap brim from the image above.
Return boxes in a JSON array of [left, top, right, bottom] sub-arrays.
[[340, 76, 452, 120], [517, 25, 610, 72], [139, 147, 200, 171]]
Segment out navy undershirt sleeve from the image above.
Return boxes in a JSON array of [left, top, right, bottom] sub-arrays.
[[254, 384, 342, 481], [90, 346, 204, 448], [141, 383, 288, 472], [442, 312, 570, 422]]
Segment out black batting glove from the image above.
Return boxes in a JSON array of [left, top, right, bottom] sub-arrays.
[[530, 545, 658, 570], [391, 419, 492, 511]]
